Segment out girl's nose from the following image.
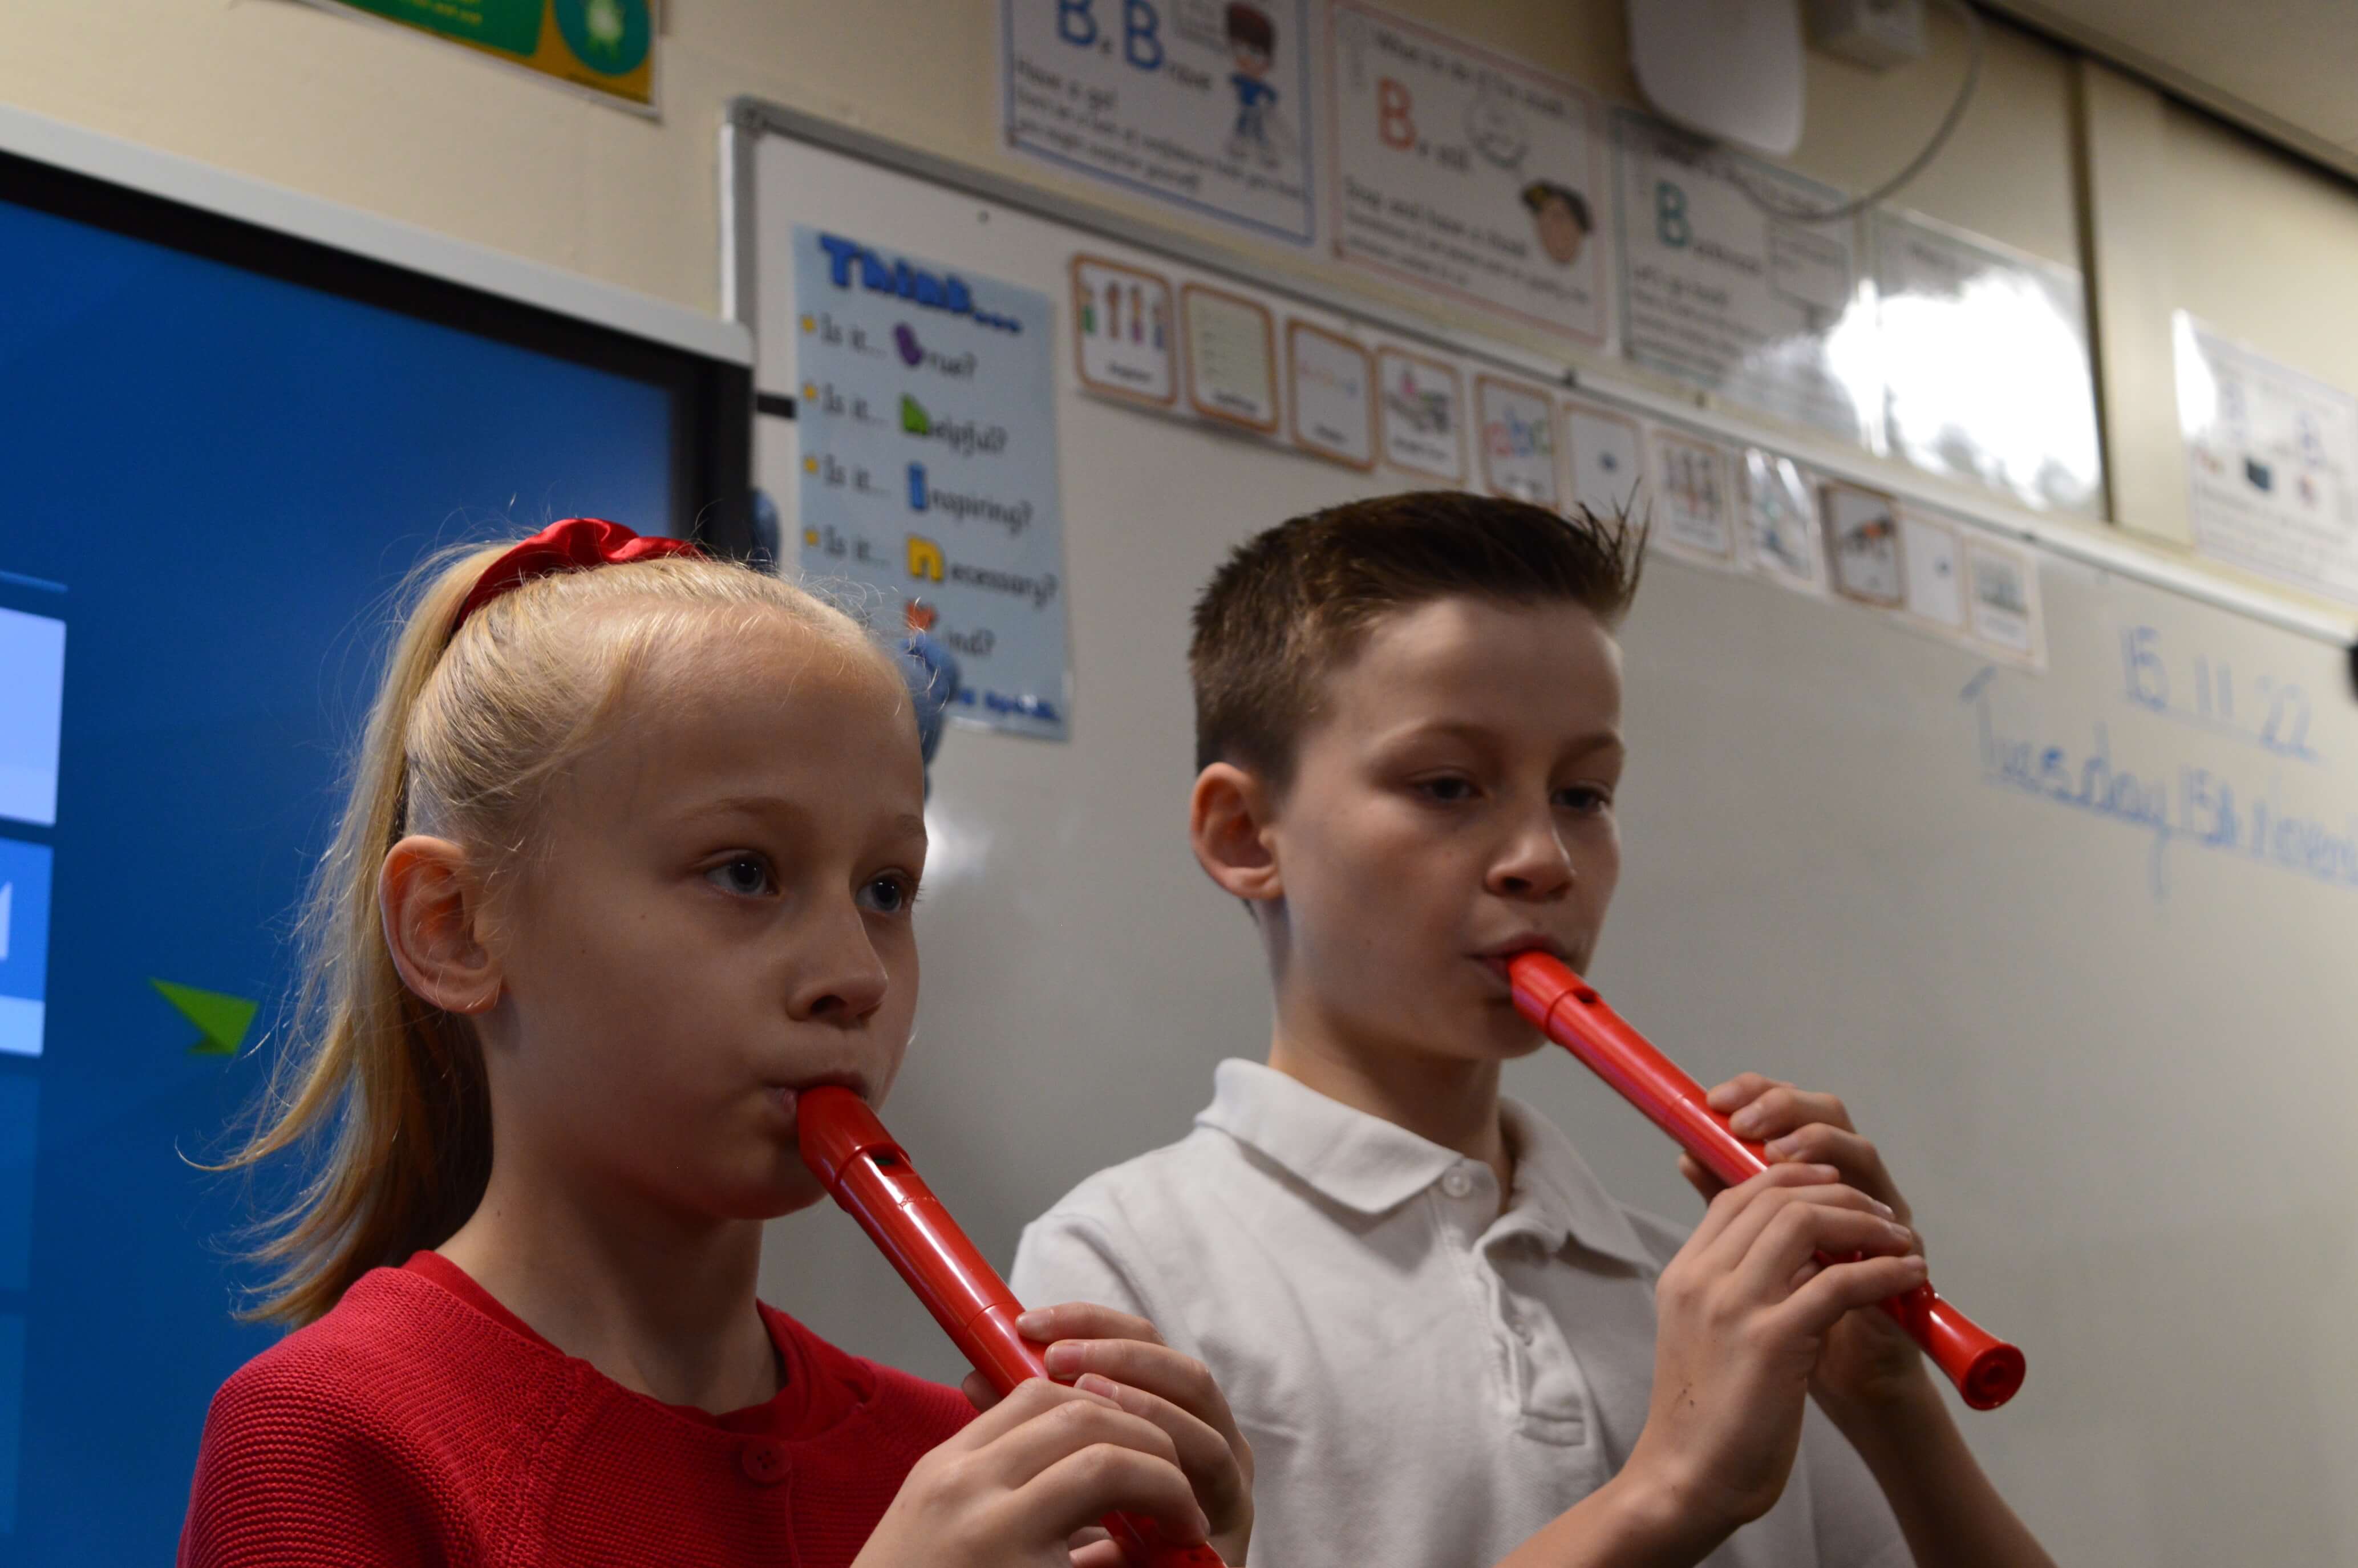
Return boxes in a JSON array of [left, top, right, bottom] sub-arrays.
[[788, 911, 891, 1024]]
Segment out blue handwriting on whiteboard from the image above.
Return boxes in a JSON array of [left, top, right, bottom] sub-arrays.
[[816, 234, 1024, 333], [2119, 625, 2323, 764], [1963, 667, 2358, 900]]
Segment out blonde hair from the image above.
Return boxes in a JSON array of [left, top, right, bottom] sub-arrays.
[[226, 536, 898, 1326]]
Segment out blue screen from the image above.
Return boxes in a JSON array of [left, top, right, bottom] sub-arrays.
[[0, 191, 681, 1562]]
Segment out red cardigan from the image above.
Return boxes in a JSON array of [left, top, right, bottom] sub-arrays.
[[180, 1252, 974, 1567]]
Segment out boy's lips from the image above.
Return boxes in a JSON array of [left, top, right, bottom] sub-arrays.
[[1476, 935, 1573, 982]]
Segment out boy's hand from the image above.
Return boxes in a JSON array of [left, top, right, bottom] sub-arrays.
[[1682, 1074, 1936, 1417], [856, 1376, 1210, 1568], [1621, 1162, 1927, 1550], [957, 1302, 1253, 1568]]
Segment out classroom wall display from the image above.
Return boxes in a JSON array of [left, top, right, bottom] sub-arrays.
[[1562, 395, 1644, 520], [1286, 320, 1377, 467], [302, 0, 656, 108], [1375, 345, 1466, 480], [1966, 535, 2045, 666], [1071, 254, 1177, 407], [1003, 0, 1315, 245], [1898, 508, 1967, 633], [1823, 478, 1905, 607], [1649, 429, 1736, 565], [1613, 109, 1872, 447], [2175, 312, 2358, 607], [1474, 375, 1561, 506], [1326, 2, 1609, 345], [1874, 210, 2101, 519], [1182, 282, 1281, 432], [1739, 447, 1825, 595], [793, 225, 1071, 740]]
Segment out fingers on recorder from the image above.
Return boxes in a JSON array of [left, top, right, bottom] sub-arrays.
[[894, 1376, 1209, 1558], [1674, 1164, 1928, 1336]]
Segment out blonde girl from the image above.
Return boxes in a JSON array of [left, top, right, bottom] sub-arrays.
[[179, 521, 1251, 1568]]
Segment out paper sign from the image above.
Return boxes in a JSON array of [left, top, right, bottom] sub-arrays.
[[1822, 479, 1903, 606], [306, 0, 655, 110], [1898, 510, 1965, 630], [1287, 322, 1376, 467], [1376, 347, 1465, 480], [2175, 312, 2358, 607], [1965, 537, 2043, 663], [1327, 2, 1609, 343], [1562, 397, 1643, 520], [1476, 376, 1561, 505], [1072, 255, 1176, 406], [1650, 430, 1736, 563], [1183, 284, 1279, 432], [1875, 210, 2100, 517], [1003, 0, 1315, 244], [1739, 448, 1824, 594], [1614, 109, 1871, 445], [793, 226, 1070, 740]]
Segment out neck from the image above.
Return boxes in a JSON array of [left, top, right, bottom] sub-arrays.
[[437, 1154, 776, 1414], [1266, 1003, 1514, 1203]]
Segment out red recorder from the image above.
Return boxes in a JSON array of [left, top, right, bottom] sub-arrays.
[[797, 1087, 1229, 1568], [1506, 953, 2025, 1411]]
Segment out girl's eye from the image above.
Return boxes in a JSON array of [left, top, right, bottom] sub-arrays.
[[1557, 785, 1613, 816], [1413, 776, 1477, 804], [858, 873, 918, 916], [706, 855, 776, 898]]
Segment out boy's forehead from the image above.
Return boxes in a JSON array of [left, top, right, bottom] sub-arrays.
[[1318, 595, 1622, 732]]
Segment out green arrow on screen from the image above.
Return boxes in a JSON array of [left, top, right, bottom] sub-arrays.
[[151, 979, 260, 1058]]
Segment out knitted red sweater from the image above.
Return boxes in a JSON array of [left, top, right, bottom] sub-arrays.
[[180, 1252, 974, 1566]]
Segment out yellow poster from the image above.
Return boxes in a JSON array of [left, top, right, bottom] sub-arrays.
[[310, 0, 655, 111]]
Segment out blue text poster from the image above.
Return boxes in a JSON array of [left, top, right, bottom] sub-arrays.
[[794, 226, 1072, 740]]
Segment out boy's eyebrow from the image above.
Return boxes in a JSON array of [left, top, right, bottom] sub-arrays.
[[1386, 718, 1625, 755]]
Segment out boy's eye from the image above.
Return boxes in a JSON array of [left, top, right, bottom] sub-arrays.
[[858, 873, 919, 916], [1557, 785, 1613, 815], [1413, 776, 1477, 804], [706, 855, 776, 898]]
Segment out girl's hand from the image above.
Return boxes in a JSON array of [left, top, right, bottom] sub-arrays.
[[961, 1303, 1252, 1568], [1683, 1073, 1938, 1419], [1620, 1162, 1927, 1551], [856, 1376, 1210, 1568]]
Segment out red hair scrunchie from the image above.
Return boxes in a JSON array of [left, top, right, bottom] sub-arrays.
[[448, 518, 703, 637]]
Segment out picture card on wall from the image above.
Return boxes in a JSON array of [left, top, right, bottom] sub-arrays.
[[1965, 536, 2044, 666], [1071, 254, 1176, 407], [1897, 510, 1966, 631], [1739, 448, 1825, 594], [1286, 321, 1376, 468], [1476, 375, 1562, 507], [1650, 429, 1736, 564], [1376, 346, 1465, 481], [1182, 283, 1281, 433], [1822, 478, 1905, 607], [1562, 396, 1643, 520]]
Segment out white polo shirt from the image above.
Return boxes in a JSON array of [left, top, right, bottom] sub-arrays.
[[1011, 1060, 1909, 1568]]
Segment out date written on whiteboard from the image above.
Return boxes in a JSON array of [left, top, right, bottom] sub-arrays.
[[2120, 626, 2322, 764]]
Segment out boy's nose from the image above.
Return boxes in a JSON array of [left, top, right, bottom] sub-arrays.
[[1488, 825, 1576, 901]]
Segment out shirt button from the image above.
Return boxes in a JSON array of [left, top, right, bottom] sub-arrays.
[[739, 1440, 788, 1485], [1441, 1168, 1474, 1199]]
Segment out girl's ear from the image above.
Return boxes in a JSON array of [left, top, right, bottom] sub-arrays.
[[380, 836, 503, 1016], [1190, 762, 1284, 903]]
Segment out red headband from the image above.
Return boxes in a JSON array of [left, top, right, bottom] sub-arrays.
[[449, 518, 702, 636]]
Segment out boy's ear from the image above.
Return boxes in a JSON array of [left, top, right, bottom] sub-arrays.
[[380, 836, 503, 1016], [1190, 762, 1283, 903]]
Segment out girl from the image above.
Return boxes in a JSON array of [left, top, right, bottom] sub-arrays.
[[180, 520, 1253, 1567]]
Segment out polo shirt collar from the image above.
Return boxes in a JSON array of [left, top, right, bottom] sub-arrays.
[[1197, 1059, 1658, 1274]]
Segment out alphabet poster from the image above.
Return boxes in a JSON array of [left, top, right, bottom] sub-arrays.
[[1003, 0, 1315, 244], [793, 225, 1071, 740], [1328, 2, 1608, 343]]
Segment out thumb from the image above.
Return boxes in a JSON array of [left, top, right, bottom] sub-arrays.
[[1679, 1153, 1727, 1207], [961, 1370, 1003, 1413]]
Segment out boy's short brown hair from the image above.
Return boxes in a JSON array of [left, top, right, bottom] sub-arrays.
[[1190, 491, 1642, 789]]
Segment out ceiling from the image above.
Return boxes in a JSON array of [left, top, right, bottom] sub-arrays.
[[1987, 0, 2358, 183]]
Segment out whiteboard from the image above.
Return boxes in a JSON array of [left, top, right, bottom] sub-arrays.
[[730, 106, 2358, 1567]]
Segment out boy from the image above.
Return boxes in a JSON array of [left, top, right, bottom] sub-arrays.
[[1011, 494, 2051, 1568]]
